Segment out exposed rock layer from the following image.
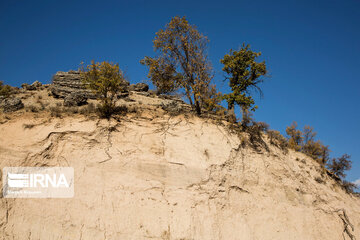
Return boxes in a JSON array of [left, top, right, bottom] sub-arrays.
[[0, 114, 359, 240], [50, 70, 97, 99], [0, 97, 24, 112], [50, 70, 148, 100]]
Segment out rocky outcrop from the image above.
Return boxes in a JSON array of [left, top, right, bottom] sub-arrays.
[[21, 83, 36, 91], [1, 97, 24, 112], [51, 70, 132, 99], [31, 80, 42, 88], [50, 70, 96, 99], [129, 82, 149, 92], [21, 81, 42, 91], [63, 92, 88, 107]]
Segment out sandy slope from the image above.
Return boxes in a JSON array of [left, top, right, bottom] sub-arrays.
[[0, 112, 359, 240]]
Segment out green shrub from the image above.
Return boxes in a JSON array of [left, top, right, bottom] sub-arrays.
[[0, 81, 12, 98], [80, 61, 128, 119]]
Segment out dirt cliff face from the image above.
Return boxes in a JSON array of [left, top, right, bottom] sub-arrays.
[[0, 107, 359, 239]]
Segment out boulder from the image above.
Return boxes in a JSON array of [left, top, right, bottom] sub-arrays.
[[1, 98, 24, 112], [129, 83, 149, 92], [51, 71, 96, 99], [21, 83, 36, 91], [161, 100, 183, 115], [31, 80, 42, 88], [63, 92, 88, 107]]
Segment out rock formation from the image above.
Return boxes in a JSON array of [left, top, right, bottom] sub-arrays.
[[50, 70, 97, 99], [0, 97, 24, 112], [49, 70, 147, 100], [63, 92, 88, 107], [129, 82, 149, 92], [21, 83, 36, 91]]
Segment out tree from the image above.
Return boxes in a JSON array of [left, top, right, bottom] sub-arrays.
[[141, 16, 219, 115], [140, 57, 180, 94], [302, 125, 330, 165], [285, 123, 330, 165], [327, 154, 352, 179], [286, 122, 303, 151], [80, 61, 127, 118], [220, 44, 267, 117]]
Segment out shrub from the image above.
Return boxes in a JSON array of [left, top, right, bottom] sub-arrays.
[[80, 61, 128, 118], [23, 123, 35, 129], [0, 81, 12, 98], [286, 123, 331, 166], [301, 125, 330, 165], [27, 105, 39, 113], [238, 110, 269, 151], [49, 106, 62, 118], [200, 84, 223, 114], [327, 154, 352, 179], [286, 122, 303, 151], [341, 180, 357, 194], [268, 130, 288, 152], [36, 99, 47, 111], [79, 103, 96, 116]]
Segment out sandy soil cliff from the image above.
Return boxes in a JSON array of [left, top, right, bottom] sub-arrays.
[[0, 107, 359, 239]]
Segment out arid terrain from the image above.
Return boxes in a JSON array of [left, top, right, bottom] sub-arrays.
[[0, 81, 359, 240]]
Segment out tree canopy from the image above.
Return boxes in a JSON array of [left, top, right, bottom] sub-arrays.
[[221, 44, 267, 114], [141, 16, 220, 114], [80, 61, 127, 117]]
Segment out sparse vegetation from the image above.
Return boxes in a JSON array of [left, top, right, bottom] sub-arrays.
[[286, 122, 303, 151], [228, 109, 269, 152], [268, 130, 288, 152], [27, 105, 39, 113], [285, 122, 330, 166], [23, 123, 35, 129], [79, 102, 96, 116], [285, 122, 356, 193], [327, 154, 352, 179], [49, 106, 62, 118]]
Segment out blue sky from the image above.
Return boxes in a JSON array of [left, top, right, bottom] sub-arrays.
[[1, 0, 359, 185]]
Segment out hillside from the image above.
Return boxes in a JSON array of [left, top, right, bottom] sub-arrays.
[[0, 83, 359, 240]]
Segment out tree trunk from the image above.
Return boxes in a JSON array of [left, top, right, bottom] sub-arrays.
[[194, 100, 201, 115], [227, 102, 236, 123]]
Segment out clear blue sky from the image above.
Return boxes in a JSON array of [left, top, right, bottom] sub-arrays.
[[1, 0, 359, 184]]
